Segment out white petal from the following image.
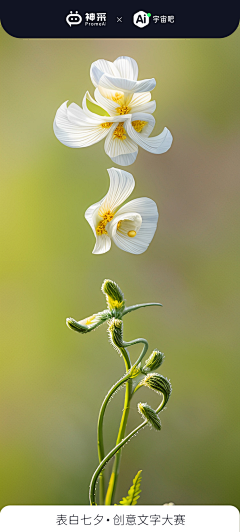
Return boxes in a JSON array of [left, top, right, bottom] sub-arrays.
[[82, 92, 115, 122], [85, 199, 103, 236], [100, 167, 135, 214], [90, 60, 120, 88], [104, 124, 138, 166], [95, 75, 156, 94], [113, 56, 138, 81], [109, 198, 159, 254], [126, 115, 173, 154], [94, 88, 119, 116], [128, 112, 156, 137], [108, 211, 142, 252], [130, 93, 156, 114], [53, 101, 110, 148], [92, 234, 111, 255]]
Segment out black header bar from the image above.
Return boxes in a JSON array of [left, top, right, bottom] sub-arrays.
[[1, 1, 239, 38]]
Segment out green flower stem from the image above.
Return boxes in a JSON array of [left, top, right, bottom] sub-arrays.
[[105, 338, 148, 506], [90, 395, 166, 506], [97, 372, 131, 505], [104, 346, 131, 505], [122, 303, 162, 317]]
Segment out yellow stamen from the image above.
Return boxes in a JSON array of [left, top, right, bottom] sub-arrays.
[[132, 120, 147, 133], [116, 105, 131, 115], [128, 230, 137, 238], [117, 221, 122, 230], [113, 123, 127, 140], [101, 122, 112, 129], [112, 92, 123, 102], [96, 210, 114, 235]]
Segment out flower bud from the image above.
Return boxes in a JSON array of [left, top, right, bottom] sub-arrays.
[[143, 374, 172, 405], [142, 350, 164, 373], [138, 402, 161, 431], [101, 279, 125, 312], [66, 310, 110, 334], [108, 318, 124, 348]]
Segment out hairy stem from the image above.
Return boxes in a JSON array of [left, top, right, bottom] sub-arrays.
[[104, 346, 131, 505], [97, 373, 130, 505], [105, 337, 148, 505], [90, 396, 166, 505]]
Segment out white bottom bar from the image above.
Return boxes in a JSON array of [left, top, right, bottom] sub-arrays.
[[0, 505, 239, 532]]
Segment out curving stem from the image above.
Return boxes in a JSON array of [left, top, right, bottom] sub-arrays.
[[105, 336, 148, 505], [97, 372, 131, 505], [90, 394, 167, 506]]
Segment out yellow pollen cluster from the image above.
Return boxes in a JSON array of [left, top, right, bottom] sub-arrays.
[[116, 105, 131, 115], [112, 92, 123, 102], [96, 211, 114, 235], [113, 123, 127, 140], [101, 122, 112, 129], [128, 230, 137, 237], [117, 221, 122, 230], [132, 120, 147, 133]]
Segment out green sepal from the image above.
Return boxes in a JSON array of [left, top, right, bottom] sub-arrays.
[[101, 279, 125, 313], [138, 402, 161, 430], [66, 310, 111, 334]]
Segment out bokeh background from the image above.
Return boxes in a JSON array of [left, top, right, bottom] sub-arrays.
[[0, 27, 240, 509]]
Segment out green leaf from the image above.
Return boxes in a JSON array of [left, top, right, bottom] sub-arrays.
[[117, 470, 142, 506]]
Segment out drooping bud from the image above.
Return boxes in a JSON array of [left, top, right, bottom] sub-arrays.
[[66, 310, 111, 334], [108, 318, 124, 349], [138, 402, 161, 431], [142, 374, 172, 406], [142, 350, 164, 373], [101, 279, 125, 312]]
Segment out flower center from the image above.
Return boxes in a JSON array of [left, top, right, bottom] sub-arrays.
[[112, 92, 123, 102], [117, 221, 137, 238], [116, 105, 131, 115], [132, 120, 147, 133], [96, 210, 114, 235], [113, 123, 127, 140], [101, 122, 112, 129]]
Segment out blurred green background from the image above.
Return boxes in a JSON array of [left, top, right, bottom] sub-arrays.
[[0, 27, 240, 509]]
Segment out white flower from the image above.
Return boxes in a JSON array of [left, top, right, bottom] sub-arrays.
[[53, 93, 173, 166], [90, 56, 156, 95], [85, 167, 159, 255]]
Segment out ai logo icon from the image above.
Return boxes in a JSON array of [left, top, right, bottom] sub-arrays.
[[133, 11, 151, 28]]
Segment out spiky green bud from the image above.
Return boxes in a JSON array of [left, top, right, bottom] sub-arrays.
[[66, 310, 111, 334], [138, 402, 161, 431], [101, 279, 125, 312], [108, 318, 124, 348], [142, 350, 164, 373], [143, 374, 172, 405]]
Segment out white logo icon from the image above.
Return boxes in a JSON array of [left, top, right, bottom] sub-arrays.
[[66, 11, 82, 26], [133, 11, 150, 28]]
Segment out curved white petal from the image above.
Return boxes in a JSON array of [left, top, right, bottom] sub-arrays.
[[99, 168, 135, 214], [129, 112, 156, 138], [131, 100, 156, 115], [94, 88, 119, 116], [90, 60, 120, 88], [104, 125, 138, 166], [108, 211, 142, 253], [113, 56, 138, 81], [92, 234, 111, 254], [95, 74, 156, 94], [126, 116, 173, 154], [53, 101, 110, 148], [85, 199, 103, 236], [82, 92, 118, 123], [109, 198, 159, 254]]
